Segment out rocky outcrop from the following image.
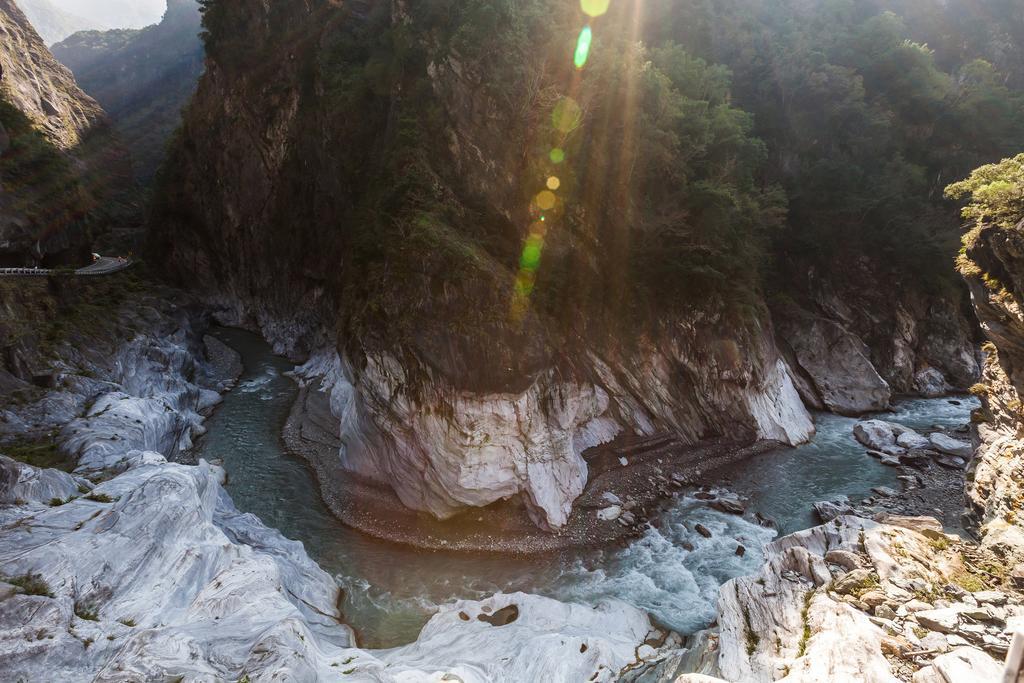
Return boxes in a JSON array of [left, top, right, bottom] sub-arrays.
[[13, 0, 98, 45], [0, 0, 101, 148], [293, 332, 813, 530], [0, 289, 673, 681], [773, 261, 981, 412], [668, 515, 1016, 682], [960, 219, 1024, 556], [154, 0, 815, 530]]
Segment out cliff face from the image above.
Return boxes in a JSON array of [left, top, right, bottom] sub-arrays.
[[0, 0, 127, 265], [154, 0, 815, 529], [961, 219, 1024, 555], [773, 261, 981, 416], [0, 0, 101, 149], [52, 0, 203, 183]]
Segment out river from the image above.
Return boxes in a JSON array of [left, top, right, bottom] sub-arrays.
[[194, 327, 977, 648]]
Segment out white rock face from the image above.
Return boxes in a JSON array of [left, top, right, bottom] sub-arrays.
[[360, 593, 662, 682], [295, 342, 813, 530], [0, 315, 668, 682], [0, 455, 86, 504], [715, 518, 897, 683], [910, 646, 1003, 682], [744, 358, 816, 445], [0, 456, 356, 682]]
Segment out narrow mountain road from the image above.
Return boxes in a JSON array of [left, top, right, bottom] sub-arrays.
[[0, 257, 133, 277]]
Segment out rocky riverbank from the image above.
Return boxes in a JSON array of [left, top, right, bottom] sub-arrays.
[[0, 291, 681, 681], [628, 515, 1016, 682]]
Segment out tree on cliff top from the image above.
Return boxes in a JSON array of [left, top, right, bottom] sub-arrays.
[[946, 154, 1024, 230]]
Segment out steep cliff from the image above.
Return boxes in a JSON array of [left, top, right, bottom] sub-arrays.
[[52, 0, 203, 183], [153, 0, 814, 529], [772, 262, 981, 416], [947, 154, 1024, 558], [0, 0, 128, 265]]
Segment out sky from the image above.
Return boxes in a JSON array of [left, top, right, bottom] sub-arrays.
[[51, 0, 166, 30]]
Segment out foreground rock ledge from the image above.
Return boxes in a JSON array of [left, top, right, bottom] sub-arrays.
[[632, 515, 1015, 683]]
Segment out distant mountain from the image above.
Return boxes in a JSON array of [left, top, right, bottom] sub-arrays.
[[13, 0, 102, 44], [48, 0, 165, 30], [51, 0, 203, 184]]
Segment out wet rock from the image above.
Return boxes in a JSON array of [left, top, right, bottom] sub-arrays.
[[813, 498, 855, 522], [735, 545, 746, 557], [477, 604, 519, 626], [929, 433, 972, 458], [896, 430, 932, 450], [853, 420, 899, 451], [872, 486, 898, 498], [711, 498, 745, 515], [694, 524, 712, 539], [915, 367, 952, 398], [755, 512, 778, 529]]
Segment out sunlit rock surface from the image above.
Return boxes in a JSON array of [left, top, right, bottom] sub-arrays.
[[294, 342, 813, 531]]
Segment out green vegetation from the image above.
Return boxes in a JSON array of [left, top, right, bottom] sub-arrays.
[[946, 154, 1024, 230], [0, 99, 95, 243], [1, 436, 73, 472], [797, 590, 814, 658], [74, 601, 99, 621], [158, 0, 1024, 381], [85, 492, 115, 503], [4, 573, 54, 598]]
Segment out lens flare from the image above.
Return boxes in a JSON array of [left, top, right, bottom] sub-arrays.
[[574, 26, 593, 69], [550, 148, 565, 164], [546, 176, 561, 191], [552, 97, 582, 133], [581, 0, 610, 18], [535, 190, 557, 211]]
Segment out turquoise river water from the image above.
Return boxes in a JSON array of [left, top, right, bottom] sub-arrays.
[[194, 328, 977, 648]]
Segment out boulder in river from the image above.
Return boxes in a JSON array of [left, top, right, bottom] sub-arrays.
[[853, 420, 899, 451], [914, 367, 952, 398], [813, 498, 855, 522], [695, 524, 713, 538], [711, 498, 745, 515], [896, 429, 931, 450], [929, 433, 972, 458]]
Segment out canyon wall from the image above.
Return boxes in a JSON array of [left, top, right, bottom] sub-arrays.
[[960, 216, 1024, 555], [0, 0, 128, 265], [153, 0, 816, 529]]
